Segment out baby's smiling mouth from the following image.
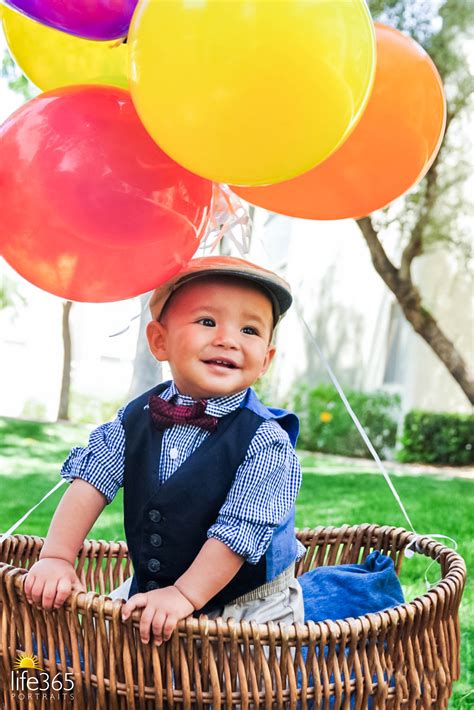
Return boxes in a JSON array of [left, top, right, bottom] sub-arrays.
[[203, 358, 239, 369]]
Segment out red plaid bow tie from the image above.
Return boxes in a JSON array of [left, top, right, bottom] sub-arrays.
[[149, 395, 219, 432]]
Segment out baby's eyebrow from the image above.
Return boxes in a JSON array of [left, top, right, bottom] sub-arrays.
[[190, 305, 218, 314], [241, 312, 266, 326]]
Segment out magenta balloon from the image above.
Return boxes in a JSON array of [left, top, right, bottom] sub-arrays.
[[5, 0, 137, 40]]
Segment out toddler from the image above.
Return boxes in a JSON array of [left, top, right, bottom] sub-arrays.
[[25, 256, 305, 645]]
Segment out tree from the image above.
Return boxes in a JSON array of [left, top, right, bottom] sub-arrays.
[[57, 301, 73, 420], [1, 51, 35, 100], [0, 273, 26, 311], [359, 0, 474, 403], [127, 294, 163, 400]]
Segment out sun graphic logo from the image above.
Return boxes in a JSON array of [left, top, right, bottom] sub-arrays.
[[13, 652, 43, 671]]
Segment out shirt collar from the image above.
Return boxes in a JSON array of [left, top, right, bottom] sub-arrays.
[[160, 380, 247, 417]]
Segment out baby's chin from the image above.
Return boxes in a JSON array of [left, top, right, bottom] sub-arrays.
[[182, 379, 248, 400], [197, 384, 245, 399]]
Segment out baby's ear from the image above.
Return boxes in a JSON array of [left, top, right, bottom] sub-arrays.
[[260, 343, 276, 376], [146, 320, 168, 362]]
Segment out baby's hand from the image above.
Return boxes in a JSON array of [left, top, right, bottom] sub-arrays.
[[24, 558, 86, 611], [121, 586, 194, 645]]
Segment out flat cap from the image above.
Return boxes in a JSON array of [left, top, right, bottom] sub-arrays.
[[148, 255, 292, 325]]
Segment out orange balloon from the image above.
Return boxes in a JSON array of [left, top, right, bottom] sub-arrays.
[[232, 24, 446, 220]]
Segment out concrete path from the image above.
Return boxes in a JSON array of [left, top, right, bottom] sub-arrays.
[[298, 451, 474, 481]]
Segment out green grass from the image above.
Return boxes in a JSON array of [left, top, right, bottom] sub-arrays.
[[0, 417, 125, 540], [1, 417, 472, 706]]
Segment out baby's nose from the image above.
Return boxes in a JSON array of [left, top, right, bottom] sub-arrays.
[[213, 328, 239, 348]]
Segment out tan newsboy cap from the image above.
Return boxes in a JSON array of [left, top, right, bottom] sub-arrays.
[[148, 255, 292, 325]]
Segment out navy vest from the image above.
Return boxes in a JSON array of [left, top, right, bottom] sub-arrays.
[[123, 381, 299, 613]]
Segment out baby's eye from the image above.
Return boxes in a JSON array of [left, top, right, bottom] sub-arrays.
[[197, 317, 215, 327], [241, 325, 259, 336]]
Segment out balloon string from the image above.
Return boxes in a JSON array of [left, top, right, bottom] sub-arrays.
[[108, 311, 142, 338], [0, 479, 67, 544], [252, 234, 419, 535], [295, 305, 417, 533], [200, 184, 252, 256]]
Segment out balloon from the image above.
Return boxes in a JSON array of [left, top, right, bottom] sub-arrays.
[[129, 0, 375, 186], [0, 86, 213, 302], [4, 0, 137, 40], [232, 24, 446, 219], [2, 6, 128, 91]]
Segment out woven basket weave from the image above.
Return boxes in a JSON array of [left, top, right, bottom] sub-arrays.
[[0, 524, 466, 709]]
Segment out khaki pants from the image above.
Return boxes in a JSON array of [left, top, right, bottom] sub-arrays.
[[206, 578, 304, 625]]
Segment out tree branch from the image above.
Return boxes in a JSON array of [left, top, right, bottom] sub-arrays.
[[356, 217, 400, 292], [399, 110, 457, 281], [356, 216, 474, 404]]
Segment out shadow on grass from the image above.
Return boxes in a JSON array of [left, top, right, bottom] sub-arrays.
[[0, 417, 90, 465]]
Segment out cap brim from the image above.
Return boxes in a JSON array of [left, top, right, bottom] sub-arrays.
[[175, 269, 291, 323]]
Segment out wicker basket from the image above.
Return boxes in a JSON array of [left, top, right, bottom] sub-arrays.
[[0, 524, 466, 709]]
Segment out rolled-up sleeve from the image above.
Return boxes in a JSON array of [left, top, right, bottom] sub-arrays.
[[207, 420, 302, 563], [60, 408, 125, 504]]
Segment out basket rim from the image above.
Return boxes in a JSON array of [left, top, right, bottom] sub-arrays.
[[0, 523, 466, 644]]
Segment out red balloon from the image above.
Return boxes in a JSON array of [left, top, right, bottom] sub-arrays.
[[232, 24, 446, 220], [0, 86, 213, 301]]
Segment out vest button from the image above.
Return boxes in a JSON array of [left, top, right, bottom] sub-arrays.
[[148, 558, 161, 573], [148, 509, 162, 523], [146, 581, 159, 591], [150, 533, 162, 548]]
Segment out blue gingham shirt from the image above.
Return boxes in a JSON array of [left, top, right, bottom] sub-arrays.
[[61, 382, 305, 564]]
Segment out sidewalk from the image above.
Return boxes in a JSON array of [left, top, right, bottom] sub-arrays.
[[298, 450, 474, 481]]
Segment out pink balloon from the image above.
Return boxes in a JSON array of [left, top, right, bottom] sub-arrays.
[[0, 86, 213, 302]]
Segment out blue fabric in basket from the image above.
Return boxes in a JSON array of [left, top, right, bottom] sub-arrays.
[[297, 550, 405, 708], [300, 549, 404, 622], [32, 637, 83, 672]]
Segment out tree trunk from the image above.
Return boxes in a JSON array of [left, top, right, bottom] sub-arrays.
[[57, 300, 73, 421], [356, 217, 474, 404], [127, 294, 163, 400]]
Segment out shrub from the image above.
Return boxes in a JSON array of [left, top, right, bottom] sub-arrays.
[[398, 410, 474, 466], [292, 383, 400, 458]]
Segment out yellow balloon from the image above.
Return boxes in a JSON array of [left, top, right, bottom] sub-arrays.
[[2, 6, 128, 91], [129, 0, 375, 186]]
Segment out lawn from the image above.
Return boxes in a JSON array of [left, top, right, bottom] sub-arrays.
[[0, 416, 472, 707]]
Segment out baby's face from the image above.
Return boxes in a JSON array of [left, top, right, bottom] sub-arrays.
[[146, 278, 276, 399]]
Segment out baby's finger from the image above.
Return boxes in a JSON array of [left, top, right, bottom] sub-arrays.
[[122, 593, 148, 621], [140, 606, 161, 645], [30, 577, 46, 606], [24, 573, 35, 603], [42, 580, 60, 610], [54, 578, 73, 608], [151, 610, 167, 646], [162, 615, 178, 642]]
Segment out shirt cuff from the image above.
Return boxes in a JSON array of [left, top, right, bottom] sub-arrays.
[[61, 447, 120, 504], [207, 517, 274, 564], [296, 539, 306, 560]]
